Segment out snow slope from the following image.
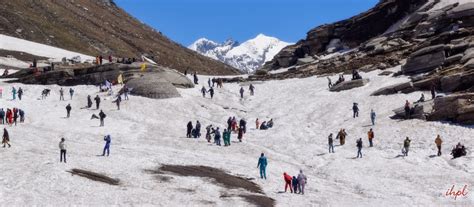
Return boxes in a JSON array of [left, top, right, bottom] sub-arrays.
[[189, 34, 291, 73], [0, 34, 94, 63], [0, 66, 472, 206]]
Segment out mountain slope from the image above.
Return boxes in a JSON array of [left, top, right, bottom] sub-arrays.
[[189, 34, 291, 73], [0, 0, 239, 75]]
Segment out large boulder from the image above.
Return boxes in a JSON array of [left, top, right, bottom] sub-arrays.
[[391, 100, 434, 120], [371, 82, 414, 96], [402, 45, 447, 74], [330, 79, 369, 92]]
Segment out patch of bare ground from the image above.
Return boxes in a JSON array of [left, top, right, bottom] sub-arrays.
[[149, 165, 275, 207], [67, 168, 120, 185]]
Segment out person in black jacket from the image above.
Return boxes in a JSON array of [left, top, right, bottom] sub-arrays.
[[95, 95, 101, 109], [99, 110, 106, 127], [239, 119, 247, 133], [352, 103, 359, 118], [66, 104, 72, 118], [356, 138, 363, 158], [186, 121, 193, 138], [87, 95, 93, 108], [208, 87, 214, 99]]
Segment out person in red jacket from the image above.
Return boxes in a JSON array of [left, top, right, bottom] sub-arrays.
[[6, 109, 12, 125], [283, 172, 293, 193]]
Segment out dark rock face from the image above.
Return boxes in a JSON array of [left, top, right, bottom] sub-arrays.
[[4, 63, 193, 99], [264, 0, 429, 70]]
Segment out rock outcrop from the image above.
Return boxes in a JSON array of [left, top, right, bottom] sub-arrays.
[[391, 93, 474, 125], [330, 79, 370, 92], [4, 63, 193, 99]]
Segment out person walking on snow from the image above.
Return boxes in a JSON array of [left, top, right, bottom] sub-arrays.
[[208, 87, 214, 99], [95, 95, 101, 109], [249, 84, 255, 96], [186, 121, 193, 138], [368, 128, 374, 147], [256, 118, 260, 129], [370, 109, 376, 125], [59, 138, 66, 163], [208, 78, 211, 88], [435, 135, 443, 156], [404, 100, 411, 119], [297, 170, 307, 195], [328, 133, 335, 153], [2, 128, 10, 148], [87, 95, 93, 108], [195, 121, 202, 138], [11, 87, 16, 100], [19, 109, 25, 123], [403, 137, 411, 156], [17, 87, 23, 100], [66, 104, 72, 118], [0, 108, 5, 124], [336, 129, 347, 145], [356, 138, 363, 158], [352, 103, 359, 118], [193, 72, 198, 84], [223, 129, 231, 146], [69, 88, 74, 100], [201, 86, 207, 98], [13, 108, 18, 126], [99, 110, 106, 127], [292, 176, 298, 194], [239, 87, 244, 99], [238, 126, 244, 142], [102, 135, 111, 156], [283, 172, 293, 193], [257, 153, 268, 179], [115, 95, 122, 110], [59, 88, 64, 101], [214, 127, 221, 146], [205, 125, 213, 142]]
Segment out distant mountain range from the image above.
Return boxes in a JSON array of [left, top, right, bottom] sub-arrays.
[[189, 34, 291, 73]]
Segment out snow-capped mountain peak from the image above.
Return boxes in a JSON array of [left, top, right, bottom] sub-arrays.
[[189, 34, 291, 73]]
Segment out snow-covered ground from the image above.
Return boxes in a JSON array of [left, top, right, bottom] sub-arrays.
[[0, 67, 472, 206], [0, 34, 94, 63]]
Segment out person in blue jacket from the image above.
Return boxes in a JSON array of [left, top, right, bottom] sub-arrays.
[[0, 108, 5, 124], [102, 135, 111, 156], [257, 153, 268, 179]]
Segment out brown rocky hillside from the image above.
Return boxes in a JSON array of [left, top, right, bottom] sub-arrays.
[[0, 0, 240, 75]]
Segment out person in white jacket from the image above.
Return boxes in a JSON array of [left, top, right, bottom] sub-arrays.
[[297, 170, 307, 195], [59, 138, 67, 163]]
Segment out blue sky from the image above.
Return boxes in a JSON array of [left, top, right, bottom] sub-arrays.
[[114, 0, 378, 46]]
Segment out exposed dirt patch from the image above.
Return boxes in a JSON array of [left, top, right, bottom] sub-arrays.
[[149, 165, 275, 207], [159, 165, 263, 194], [68, 168, 120, 185], [240, 194, 275, 207]]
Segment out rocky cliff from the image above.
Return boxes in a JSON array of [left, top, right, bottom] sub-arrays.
[[245, 0, 474, 125], [0, 0, 239, 75]]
